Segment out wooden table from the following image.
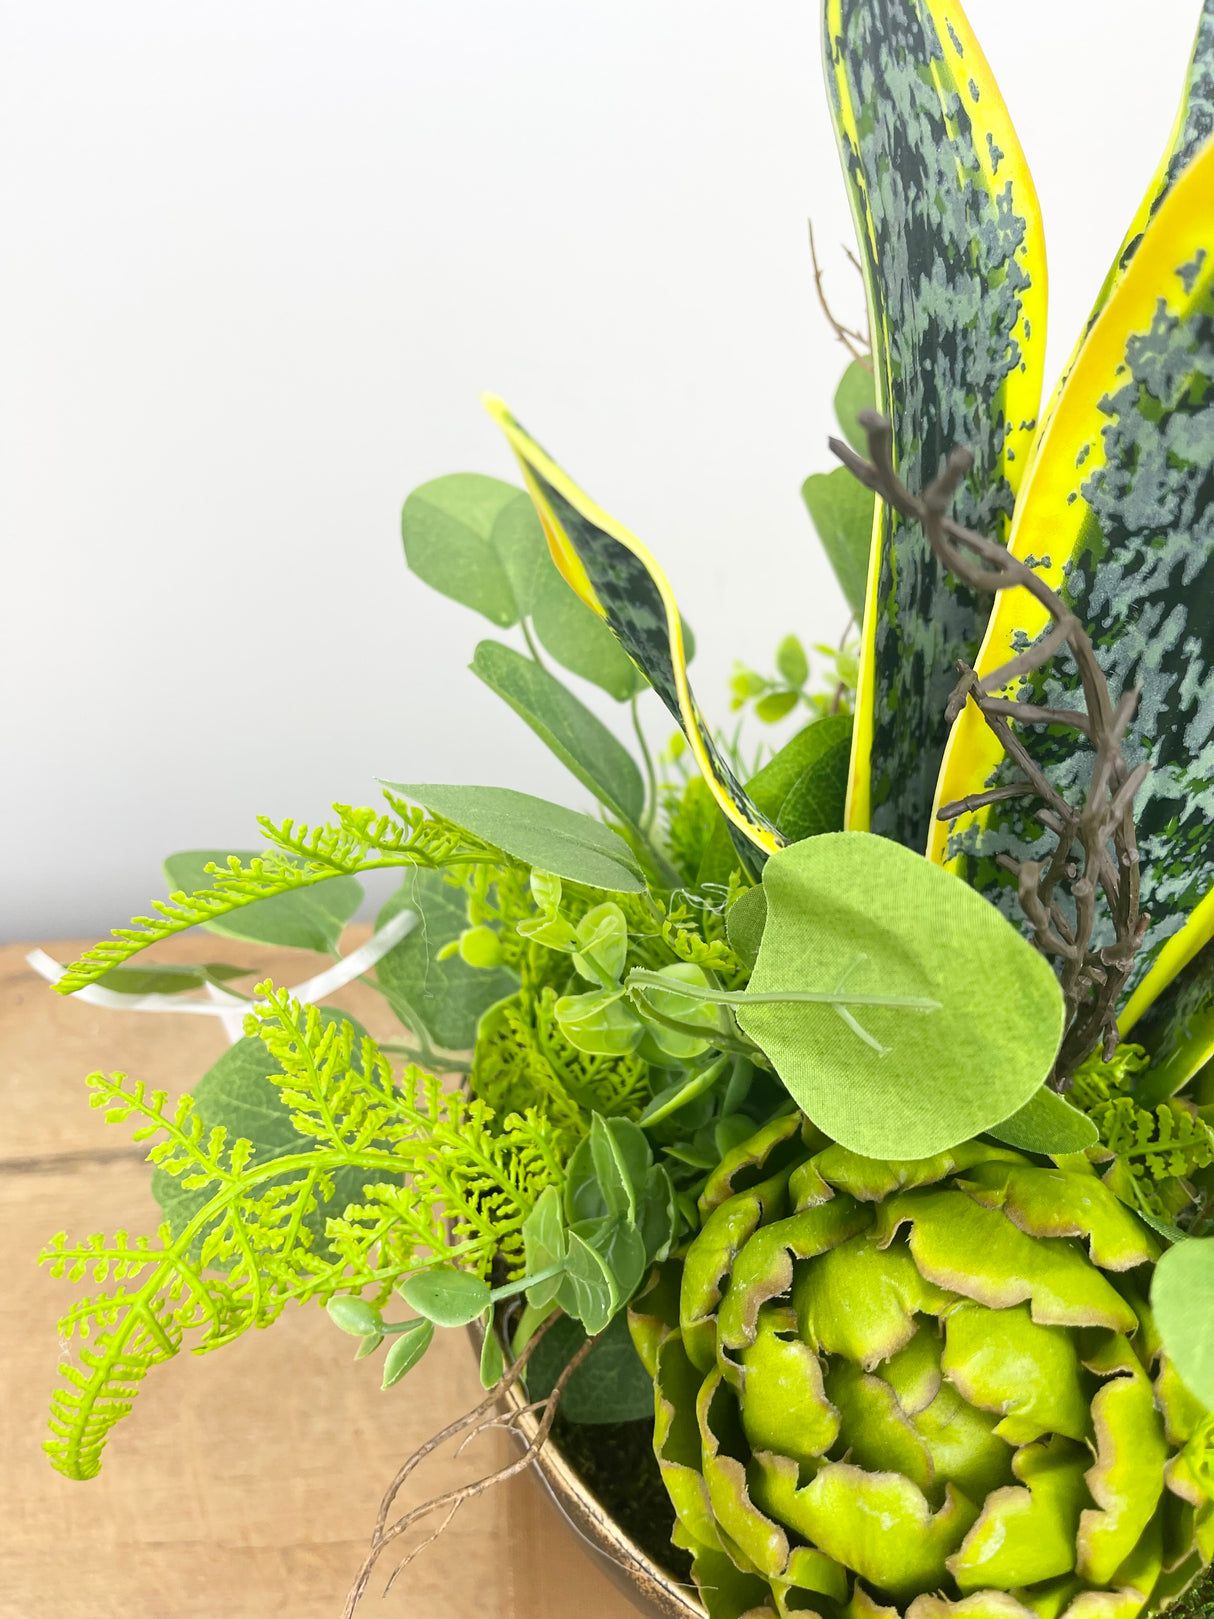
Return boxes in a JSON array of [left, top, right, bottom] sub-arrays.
[[1, 935, 643, 1618]]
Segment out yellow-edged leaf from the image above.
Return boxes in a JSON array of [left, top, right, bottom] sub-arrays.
[[483, 395, 782, 870], [823, 0, 1046, 848]]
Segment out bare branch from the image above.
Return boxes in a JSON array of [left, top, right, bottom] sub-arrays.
[[808, 220, 872, 370]]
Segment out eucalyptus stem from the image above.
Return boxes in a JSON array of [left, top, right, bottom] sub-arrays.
[[520, 618, 548, 668], [630, 693, 660, 836], [625, 967, 940, 1013]]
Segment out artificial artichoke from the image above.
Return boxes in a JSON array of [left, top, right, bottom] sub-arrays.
[[630, 1115, 1214, 1619]]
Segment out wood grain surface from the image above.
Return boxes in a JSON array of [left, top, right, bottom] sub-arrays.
[[1, 934, 642, 1619]]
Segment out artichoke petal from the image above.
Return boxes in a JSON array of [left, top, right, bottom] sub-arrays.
[[947, 1435, 1088, 1591], [717, 1200, 872, 1354], [954, 1164, 1158, 1272], [793, 1231, 956, 1370], [942, 1301, 1090, 1445], [874, 1190, 1138, 1331], [699, 1367, 791, 1579], [739, 1304, 840, 1465], [907, 1592, 1038, 1619], [682, 1168, 793, 1373], [814, 1142, 1029, 1204], [1076, 1363, 1168, 1585]]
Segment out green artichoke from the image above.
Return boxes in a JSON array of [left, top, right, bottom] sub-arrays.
[[629, 1115, 1214, 1619]]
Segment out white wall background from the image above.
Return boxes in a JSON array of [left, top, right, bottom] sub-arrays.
[[1, 1, 1202, 940]]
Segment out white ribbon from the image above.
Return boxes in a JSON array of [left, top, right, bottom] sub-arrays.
[[26, 907, 419, 1046]]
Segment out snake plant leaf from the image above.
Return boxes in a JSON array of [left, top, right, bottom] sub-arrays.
[[931, 139, 1214, 1026], [482, 394, 781, 873], [823, 0, 1047, 850], [1031, 0, 1214, 463], [469, 640, 644, 829], [1132, 938, 1214, 1107]]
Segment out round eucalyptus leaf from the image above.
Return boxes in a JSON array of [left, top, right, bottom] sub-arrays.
[[326, 1296, 381, 1338], [733, 832, 1065, 1160]]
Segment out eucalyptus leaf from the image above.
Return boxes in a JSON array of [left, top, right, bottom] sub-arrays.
[[489, 489, 552, 618], [986, 1086, 1099, 1154], [523, 1311, 655, 1424], [833, 359, 877, 455], [326, 1296, 382, 1337], [92, 961, 254, 996], [163, 851, 362, 955], [152, 1008, 383, 1255], [386, 782, 644, 893], [400, 473, 524, 627], [397, 1266, 492, 1328], [1153, 1237, 1214, 1411], [726, 886, 767, 970], [470, 641, 644, 827], [733, 833, 1065, 1160], [637, 1163, 677, 1263], [801, 465, 874, 621], [572, 902, 629, 986], [373, 871, 516, 1051], [381, 1318, 435, 1389]]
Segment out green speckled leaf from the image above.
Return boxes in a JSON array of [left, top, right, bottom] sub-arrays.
[[484, 395, 780, 875], [823, 0, 1046, 849], [932, 140, 1214, 1026]]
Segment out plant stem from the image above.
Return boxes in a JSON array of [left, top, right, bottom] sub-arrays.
[[521, 618, 547, 668], [630, 693, 660, 836], [626, 967, 940, 1012]]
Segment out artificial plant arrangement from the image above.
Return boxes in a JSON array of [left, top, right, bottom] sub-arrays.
[[37, 2, 1214, 1618]]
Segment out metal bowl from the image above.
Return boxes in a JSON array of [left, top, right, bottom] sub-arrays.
[[500, 1368, 705, 1619]]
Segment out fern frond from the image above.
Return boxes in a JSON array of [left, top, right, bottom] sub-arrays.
[[55, 799, 509, 994], [44, 986, 567, 1478]]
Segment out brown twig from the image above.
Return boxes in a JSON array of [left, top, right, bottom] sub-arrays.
[[808, 219, 872, 371], [342, 1317, 599, 1618], [830, 411, 1148, 1085]]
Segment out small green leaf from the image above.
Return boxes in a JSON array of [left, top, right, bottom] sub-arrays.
[[987, 1087, 1100, 1155], [637, 1163, 677, 1264], [374, 873, 516, 1051], [381, 1318, 435, 1389], [479, 1310, 506, 1388], [633, 962, 721, 1061], [522, 1186, 567, 1312], [726, 886, 767, 970], [775, 635, 809, 690], [755, 690, 799, 725], [530, 870, 563, 909], [489, 489, 552, 618], [833, 360, 877, 455], [575, 1214, 646, 1304], [163, 851, 362, 955], [470, 640, 644, 827], [1153, 1237, 1214, 1411], [572, 902, 628, 986], [564, 1137, 607, 1224], [397, 1267, 492, 1328], [554, 987, 643, 1056], [386, 783, 644, 893], [637, 1055, 730, 1127], [557, 1230, 619, 1334], [801, 465, 874, 620], [92, 961, 253, 996], [354, 1331, 384, 1360], [326, 1296, 382, 1337], [733, 833, 1065, 1160], [588, 1114, 651, 1223], [401, 473, 524, 627], [523, 1311, 654, 1424]]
